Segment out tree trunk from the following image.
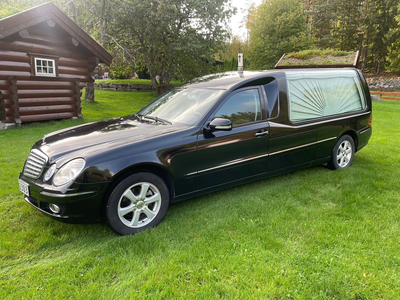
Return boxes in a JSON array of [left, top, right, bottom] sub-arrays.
[[376, 59, 380, 75], [100, 0, 106, 46]]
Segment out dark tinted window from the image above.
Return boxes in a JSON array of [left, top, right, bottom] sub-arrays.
[[264, 80, 279, 119], [215, 89, 261, 126]]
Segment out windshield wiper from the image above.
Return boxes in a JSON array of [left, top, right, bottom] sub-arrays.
[[141, 115, 172, 125], [130, 113, 142, 121]]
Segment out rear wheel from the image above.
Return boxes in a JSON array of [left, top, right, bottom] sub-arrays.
[[106, 172, 169, 235], [328, 135, 355, 170]]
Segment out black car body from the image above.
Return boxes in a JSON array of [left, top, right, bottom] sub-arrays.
[[19, 69, 372, 235]]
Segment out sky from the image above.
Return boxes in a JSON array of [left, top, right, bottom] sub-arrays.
[[228, 0, 263, 38]]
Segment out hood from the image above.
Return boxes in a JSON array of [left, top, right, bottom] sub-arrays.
[[37, 116, 186, 162]]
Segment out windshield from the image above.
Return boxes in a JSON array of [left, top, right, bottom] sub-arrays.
[[138, 88, 224, 125]]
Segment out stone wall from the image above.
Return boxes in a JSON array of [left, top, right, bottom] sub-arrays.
[[94, 82, 155, 92], [367, 76, 400, 90], [94, 83, 176, 92]]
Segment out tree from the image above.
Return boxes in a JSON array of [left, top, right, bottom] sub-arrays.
[[247, 0, 311, 70], [300, 0, 400, 72], [386, 2, 400, 72], [0, 0, 48, 18], [110, 0, 235, 94], [217, 35, 249, 61], [370, 0, 399, 72], [0, 0, 114, 47]]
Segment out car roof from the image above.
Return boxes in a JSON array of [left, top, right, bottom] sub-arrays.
[[181, 68, 359, 90], [182, 70, 284, 90]]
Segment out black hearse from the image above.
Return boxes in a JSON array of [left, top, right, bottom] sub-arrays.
[[19, 69, 372, 235]]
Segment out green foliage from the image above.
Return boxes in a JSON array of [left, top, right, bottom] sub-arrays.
[[300, 0, 400, 71], [387, 47, 400, 73], [286, 49, 350, 60], [109, 63, 131, 80], [0, 5, 21, 18], [247, 0, 311, 70], [331, 50, 349, 56], [218, 35, 249, 61], [386, 3, 400, 72], [1, 91, 400, 298], [224, 57, 237, 71], [135, 63, 151, 80], [111, 0, 235, 93], [0, 0, 107, 40], [218, 57, 249, 72], [109, 49, 133, 79]]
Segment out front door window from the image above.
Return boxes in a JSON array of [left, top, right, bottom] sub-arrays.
[[215, 89, 261, 126]]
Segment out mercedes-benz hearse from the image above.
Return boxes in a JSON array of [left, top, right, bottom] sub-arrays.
[[19, 68, 372, 235]]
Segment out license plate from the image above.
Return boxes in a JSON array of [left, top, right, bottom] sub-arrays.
[[19, 179, 30, 197]]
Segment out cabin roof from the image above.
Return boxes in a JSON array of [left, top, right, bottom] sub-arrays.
[[0, 2, 112, 65], [274, 51, 359, 69]]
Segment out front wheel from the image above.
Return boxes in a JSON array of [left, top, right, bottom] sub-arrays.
[[328, 135, 355, 170], [106, 172, 169, 235]]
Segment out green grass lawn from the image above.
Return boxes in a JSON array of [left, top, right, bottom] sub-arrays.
[[1, 92, 400, 299]]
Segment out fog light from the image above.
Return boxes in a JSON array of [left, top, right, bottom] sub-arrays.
[[49, 203, 61, 214]]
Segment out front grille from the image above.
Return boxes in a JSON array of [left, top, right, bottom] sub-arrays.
[[23, 149, 48, 179]]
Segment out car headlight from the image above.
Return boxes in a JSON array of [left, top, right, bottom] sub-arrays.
[[44, 164, 57, 182], [53, 158, 85, 187]]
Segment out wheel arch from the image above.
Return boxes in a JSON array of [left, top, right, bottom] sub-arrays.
[[340, 130, 358, 152], [100, 163, 175, 218]]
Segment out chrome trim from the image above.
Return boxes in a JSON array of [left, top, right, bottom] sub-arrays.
[[317, 137, 337, 143], [186, 136, 337, 176], [269, 141, 316, 156], [24, 196, 66, 219], [274, 111, 371, 129], [185, 153, 270, 177], [270, 137, 336, 156], [255, 131, 268, 137], [359, 127, 372, 135], [40, 191, 95, 198], [23, 149, 48, 179], [185, 171, 198, 177]]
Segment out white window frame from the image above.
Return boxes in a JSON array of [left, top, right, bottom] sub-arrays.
[[34, 57, 56, 77]]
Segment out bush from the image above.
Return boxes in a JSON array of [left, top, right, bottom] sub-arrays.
[[218, 57, 249, 72], [109, 49, 133, 79], [135, 63, 151, 79]]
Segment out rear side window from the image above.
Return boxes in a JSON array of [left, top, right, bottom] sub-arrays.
[[286, 70, 366, 122]]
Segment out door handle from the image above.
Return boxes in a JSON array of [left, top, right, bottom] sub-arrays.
[[255, 130, 268, 137]]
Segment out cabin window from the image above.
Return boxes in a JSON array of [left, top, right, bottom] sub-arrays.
[[215, 88, 261, 126], [34, 58, 56, 77], [286, 70, 366, 122]]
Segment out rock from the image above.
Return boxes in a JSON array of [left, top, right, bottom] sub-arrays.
[[371, 95, 382, 101]]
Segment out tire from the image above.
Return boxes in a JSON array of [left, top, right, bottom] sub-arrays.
[[106, 172, 170, 235], [328, 135, 355, 170]]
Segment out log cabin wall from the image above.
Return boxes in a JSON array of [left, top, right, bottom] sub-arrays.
[[0, 21, 97, 125]]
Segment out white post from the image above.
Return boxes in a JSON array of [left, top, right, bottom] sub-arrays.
[[238, 53, 243, 72]]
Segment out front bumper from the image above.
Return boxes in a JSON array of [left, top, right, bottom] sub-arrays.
[[19, 173, 110, 223]]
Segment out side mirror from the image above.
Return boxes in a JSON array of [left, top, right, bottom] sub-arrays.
[[208, 118, 232, 132]]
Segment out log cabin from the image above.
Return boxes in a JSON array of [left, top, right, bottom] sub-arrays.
[[0, 2, 112, 129]]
